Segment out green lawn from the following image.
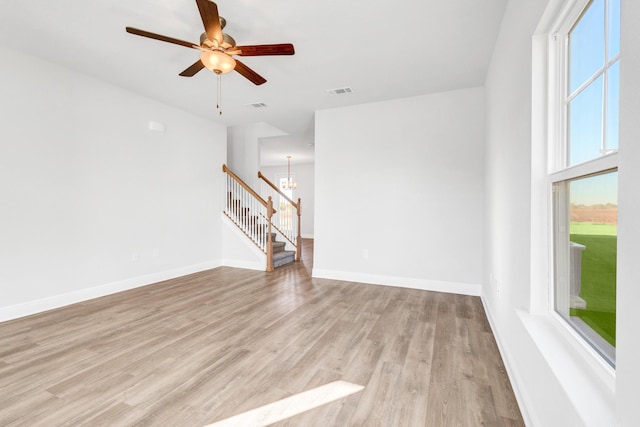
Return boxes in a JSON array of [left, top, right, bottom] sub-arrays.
[[569, 222, 617, 347]]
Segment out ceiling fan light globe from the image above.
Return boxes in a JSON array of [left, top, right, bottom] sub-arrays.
[[200, 50, 236, 74]]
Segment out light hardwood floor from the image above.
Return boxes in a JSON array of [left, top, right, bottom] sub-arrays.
[[0, 239, 524, 426]]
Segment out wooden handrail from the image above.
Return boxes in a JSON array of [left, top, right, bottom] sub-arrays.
[[223, 164, 277, 271], [258, 170, 302, 262], [258, 171, 299, 209], [223, 164, 274, 214]]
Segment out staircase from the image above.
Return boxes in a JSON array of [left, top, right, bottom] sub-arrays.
[[222, 164, 300, 271], [270, 233, 296, 268]]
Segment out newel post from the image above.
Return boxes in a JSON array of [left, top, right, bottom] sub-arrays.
[[296, 198, 302, 261], [266, 196, 274, 272]]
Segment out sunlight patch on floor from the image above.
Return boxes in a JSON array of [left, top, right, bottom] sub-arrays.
[[204, 380, 365, 426]]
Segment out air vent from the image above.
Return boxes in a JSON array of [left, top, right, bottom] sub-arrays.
[[327, 87, 353, 96], [245, 102, 269, 109]]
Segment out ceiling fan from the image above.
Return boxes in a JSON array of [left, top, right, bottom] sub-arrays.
[[125, 0, 295, 86]]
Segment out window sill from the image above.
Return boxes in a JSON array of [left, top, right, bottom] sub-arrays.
[[517, 309, 615, 426], [568, 316, 616, 365]]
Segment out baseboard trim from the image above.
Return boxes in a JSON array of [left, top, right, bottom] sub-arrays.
[[221, 259, 265, 271], [0, 260, 222, 323], [480, 295, 534, 427], [311, 268, 480, 296]]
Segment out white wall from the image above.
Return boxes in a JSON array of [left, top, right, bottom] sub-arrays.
[[483, 1, 588, 424], [227, 125, 259, 188], [483, 0, 640, 425], [609, 0, 640, 425], [0, 47, 227, 320], [221, 214, 266, 270], [227, 122, 288, 188], [258, 163, 315, 238], [313, 88, 484, 295]]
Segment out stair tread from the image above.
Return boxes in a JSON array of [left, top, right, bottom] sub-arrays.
[[272, 242, 286, 253], [272, 249, 295, 260], [272, 249, 296, 268]]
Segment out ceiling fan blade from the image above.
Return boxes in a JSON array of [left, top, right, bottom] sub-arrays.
[[234, 60, 267, 85], [179, 60, 205, 77], [195, 0, 223, 45], [235, 44, 295, 56], [126, 27, 197, 49]]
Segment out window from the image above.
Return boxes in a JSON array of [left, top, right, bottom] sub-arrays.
[[550, 0, 620, 366]]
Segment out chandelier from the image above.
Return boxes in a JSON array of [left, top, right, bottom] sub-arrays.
[[284, 155, 297, 190]]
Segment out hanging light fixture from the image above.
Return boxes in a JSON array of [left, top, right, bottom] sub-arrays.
[[285, 155, 297, 190], [199, 49, 236, 116], [199, 50, 236, 74]]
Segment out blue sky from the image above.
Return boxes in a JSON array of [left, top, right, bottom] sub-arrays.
[[568, 0, 620, 167], [567, 0, 619, 206]]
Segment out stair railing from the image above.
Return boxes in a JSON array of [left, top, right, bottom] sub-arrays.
[[258, 171, 302, 261], [222, 164, 275, 271]]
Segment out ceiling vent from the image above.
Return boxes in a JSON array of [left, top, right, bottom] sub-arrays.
[[327, 87, 353, 96], [245, 102, 269, 109]]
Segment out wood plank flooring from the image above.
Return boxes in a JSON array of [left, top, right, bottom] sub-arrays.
[[0, 239, 524, 426]]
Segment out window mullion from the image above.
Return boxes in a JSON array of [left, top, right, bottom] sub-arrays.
[[567, 64, 606, 103], [602, 0, 609, 153], [602, 70, 608, 153], [552, 33, 569, 172]]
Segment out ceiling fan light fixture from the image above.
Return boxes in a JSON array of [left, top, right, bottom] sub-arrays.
[[200, 50, 236, 74], [126, 1, 294, 87]]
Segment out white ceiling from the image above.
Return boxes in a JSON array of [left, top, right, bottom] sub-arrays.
[[0, 0, 507, 167]]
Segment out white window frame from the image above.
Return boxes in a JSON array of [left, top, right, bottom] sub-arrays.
[[549, 0, 620, 177], [549, 0, 619, 369], [523, 1, 620, 420], [530, 0, 618, 382]]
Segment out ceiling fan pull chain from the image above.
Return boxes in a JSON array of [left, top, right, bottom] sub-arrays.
[[216, 73, 223, 115]]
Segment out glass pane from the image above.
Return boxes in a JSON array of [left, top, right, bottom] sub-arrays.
[[608, 0, 620, 59], [568, 76, 603, 166], [606, 60, 620, 151], [569, 0, 605, 93], [555, 172, 618, 366]]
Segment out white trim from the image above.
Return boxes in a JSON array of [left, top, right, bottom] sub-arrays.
[[548, 310, 616, 382], [0, 261, 222, 323], [531, 31, 554, 314], [549, 151, 618, 181], [311, 269, 480, 296], [546, 0, 619, 368], [518, 310, 615, 426], [484, 301, 616, 427], [481, 297, 534, 427], [524, 1, 619, 423], [221, 258, 265, 271], [532, 0, 620, 363]]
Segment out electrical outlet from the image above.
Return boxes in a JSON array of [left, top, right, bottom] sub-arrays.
[[152, 248, 159, 257], [363, 249, 369, 259], [132, 252, 139, 262], [490, 273, 499, 296]]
